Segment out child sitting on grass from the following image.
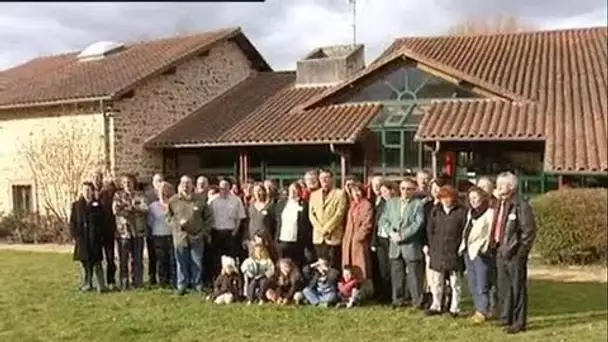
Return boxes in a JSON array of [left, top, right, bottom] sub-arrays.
[[240, 243, 275, 305], [206, 256, 242, 304], [302, 258, 339, 307], [336, 265, 362, 308], [266, 258, 304, 305]]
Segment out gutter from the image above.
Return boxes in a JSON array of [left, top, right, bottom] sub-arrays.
[[0, 96, 112, 110], [100, 99, 112, 173]]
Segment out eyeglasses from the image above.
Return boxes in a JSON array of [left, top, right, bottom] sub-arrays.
[[400, 187, 417, 191]]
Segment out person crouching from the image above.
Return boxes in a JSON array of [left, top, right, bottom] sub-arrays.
[[241, 244, 275, 305], [266, 258, 304, 305], [337, 265, 362, 308], [302, 258, 340, 307], [206, 256, 242, 304], [70, 182, 107, 293]]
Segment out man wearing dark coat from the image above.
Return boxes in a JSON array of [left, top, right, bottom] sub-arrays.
[[70, 181, 108, 292]]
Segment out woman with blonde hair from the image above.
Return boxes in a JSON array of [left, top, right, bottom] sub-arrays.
[[240, 243, 275, 305]]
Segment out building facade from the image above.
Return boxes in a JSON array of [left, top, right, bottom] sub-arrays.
[[0, 26, 606, 215]]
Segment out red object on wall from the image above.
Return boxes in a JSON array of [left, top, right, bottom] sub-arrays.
[[444, 152, 456, 177]]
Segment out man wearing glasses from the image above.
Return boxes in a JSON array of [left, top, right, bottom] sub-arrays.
[[379, 178, 426, 309]]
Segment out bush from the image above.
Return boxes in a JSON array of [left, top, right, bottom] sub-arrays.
[[531, 188, 608, 265], [0, 212, 71, 244]]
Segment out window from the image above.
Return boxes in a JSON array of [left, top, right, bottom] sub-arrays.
[[403, 131, 419, 167], [12, 185, 33, 215], [383, 131, 401, 146], [348, 65, 477, 103], [384, 148, 401, 168]]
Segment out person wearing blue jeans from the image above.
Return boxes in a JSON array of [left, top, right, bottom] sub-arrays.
[[167, 175, 213, 296], [302, 258, 340, 307], [112, 174, 149, 291], [458, 186, 496, 324]]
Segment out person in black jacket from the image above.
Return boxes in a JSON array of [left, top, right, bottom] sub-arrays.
[[70, 181, 108, 293], [493, 172, 536, 334], [370, 178, 393, 303], [275, 182, 313, 269]]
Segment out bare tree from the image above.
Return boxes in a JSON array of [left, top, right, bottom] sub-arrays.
[[18, 119, 104, 223], [448, 16, 533, 36]]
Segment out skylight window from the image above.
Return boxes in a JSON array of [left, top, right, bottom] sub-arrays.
[[77, 41, 124, 61]]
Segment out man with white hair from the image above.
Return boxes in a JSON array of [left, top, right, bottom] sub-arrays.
[[369, 175, 391, 303], [166, 175, 213, 295], [492, 171, 536, 334]]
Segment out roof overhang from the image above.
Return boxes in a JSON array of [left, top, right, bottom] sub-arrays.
[[146, 139, 358, 149], [0, 96, 112, 110]]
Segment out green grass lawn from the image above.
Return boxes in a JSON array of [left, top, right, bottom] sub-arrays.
[[0, 251, 606, 342]]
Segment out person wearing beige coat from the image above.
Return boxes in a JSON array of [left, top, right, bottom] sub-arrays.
[[308, 169, 348, 270], [459, 186, 495, 323]]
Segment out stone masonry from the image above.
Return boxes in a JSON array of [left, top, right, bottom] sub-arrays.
[[112, 40, 253, 181]]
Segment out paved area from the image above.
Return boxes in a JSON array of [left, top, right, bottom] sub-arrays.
[[1, 243, 606, 283]]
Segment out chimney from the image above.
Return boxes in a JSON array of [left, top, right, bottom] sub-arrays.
[[295, 44, 365, 87]]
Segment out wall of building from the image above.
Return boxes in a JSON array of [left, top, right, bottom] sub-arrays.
[[0, 104, 104, 215], [112, 40, 254, 181]]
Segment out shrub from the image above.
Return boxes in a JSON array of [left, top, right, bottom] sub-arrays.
[[531, 188, 608, 265], [0, 212, 70, 244]]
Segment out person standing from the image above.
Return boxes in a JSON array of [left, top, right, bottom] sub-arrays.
[[275, 182, 312, 268], [425, 185, 467, 317], [308, 169, 348, 270], [459, 186, 495, 324], [342, 182, 374, 291], [493, 172, 536, 334], [144, 173, 164, 286], [112, 174, 149, 290], [302, 169, 320, 202], [380, 178, 425, 308], [70, 181, 107, 293], [371, 179, 393, 303], [209, 178, 247, 277], [245, 183, 277, 244], [195, 176, 209, 195], [166, 175, 213, 295], [90, 170, 117, 290], [147, 181, 176, 288]]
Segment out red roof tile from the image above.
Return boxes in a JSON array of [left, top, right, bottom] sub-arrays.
[[295, 27, 608, 173], [146, 72, 380, 147], [0, 27, 270, 108], [416, 99, 544, 141]]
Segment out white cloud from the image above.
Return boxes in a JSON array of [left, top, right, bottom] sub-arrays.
[[0, 1, 606, 72]]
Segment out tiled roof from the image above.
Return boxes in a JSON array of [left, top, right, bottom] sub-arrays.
[[296, 27, 608, 173], [416, 99, 544, 141], [146, 72, 381, 147], [0, 27, 270, 108]]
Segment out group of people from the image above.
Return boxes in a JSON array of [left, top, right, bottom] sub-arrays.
[[70, 168, 536, 334]]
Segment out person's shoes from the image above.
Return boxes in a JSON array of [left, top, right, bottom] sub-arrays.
[[471, 312, 486, 325], [175, 288, 187, 296], [79, 285, 92, 292], [345, 300, 355, 309], [496, 321, 510, 327], [449, 312, 461, 318], [319, 302, 330, 308], [424, 309, 442, 316], [505, 326, 526, 334], [246, 300, 253, 306], [107, 283, 116, 291], [335, 302, 345, 309]]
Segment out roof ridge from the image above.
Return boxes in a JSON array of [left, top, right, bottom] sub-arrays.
[[396, 25, 607, 41]]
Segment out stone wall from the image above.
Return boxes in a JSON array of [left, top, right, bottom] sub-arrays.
[[0, 104, 104, 215], [112, 40, 253, 181]]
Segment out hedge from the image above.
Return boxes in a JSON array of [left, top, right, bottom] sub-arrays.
[[0, 212, 70, 244], [531, 188, 608, 265]]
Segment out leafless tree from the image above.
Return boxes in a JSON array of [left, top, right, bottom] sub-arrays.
[[18, 118, 104, 223], [448, 16, 533, 36]]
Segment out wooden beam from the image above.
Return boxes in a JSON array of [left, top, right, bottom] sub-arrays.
[[340, 154, 347, 188]]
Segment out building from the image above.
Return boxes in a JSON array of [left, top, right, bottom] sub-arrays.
[[0, 26, 606, 215]]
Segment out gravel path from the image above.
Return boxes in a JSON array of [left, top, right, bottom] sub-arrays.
[[1, 243, 606, 283]]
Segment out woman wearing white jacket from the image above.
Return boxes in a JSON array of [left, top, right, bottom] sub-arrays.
[[459, 186, 495, 324]]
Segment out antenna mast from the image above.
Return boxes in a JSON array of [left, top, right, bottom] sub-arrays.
[[349, 0, 357, 45]]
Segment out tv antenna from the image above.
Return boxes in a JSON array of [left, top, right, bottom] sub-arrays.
[[348, 0, 357, 45]]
